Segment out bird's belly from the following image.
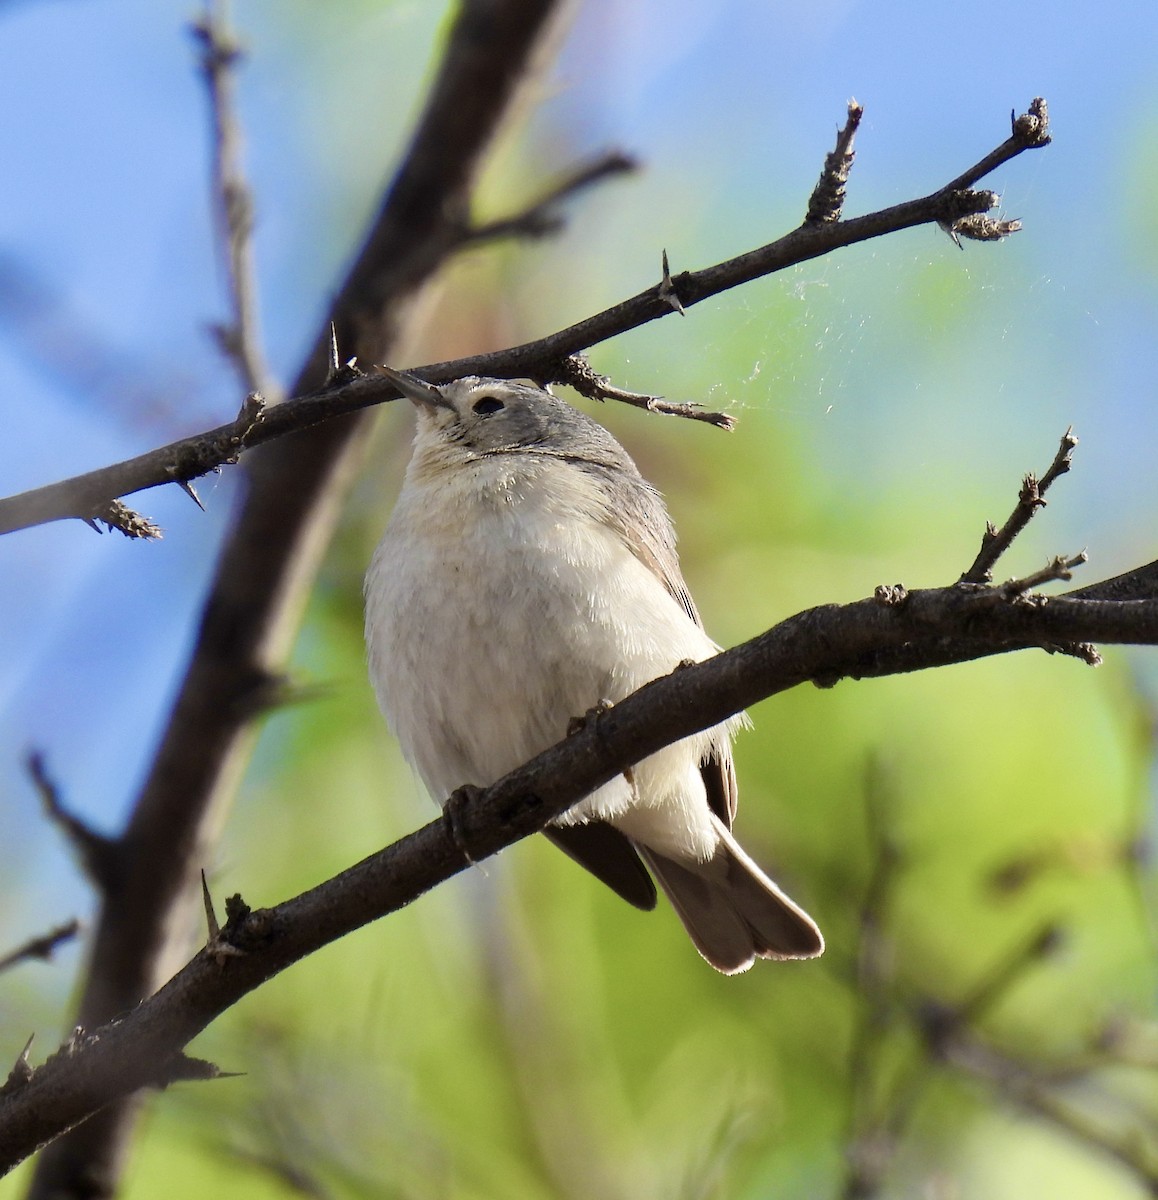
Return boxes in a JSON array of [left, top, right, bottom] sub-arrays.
[[366, 503, 726, 847]]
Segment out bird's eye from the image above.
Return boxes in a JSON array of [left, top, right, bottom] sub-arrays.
[[472, 395, 505, 416]]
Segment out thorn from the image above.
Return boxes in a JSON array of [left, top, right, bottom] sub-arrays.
[[87, 499, 163, 539], [202, 867, 251, 965], [153, 1053, 244, 1087], [328, 322, 341, 380], [1, 1034, 35, 1096], [658, 249, 686, 315], [178, 479, 205, 511], [201, 869, 220, 941], [939, 220, 965, 250]]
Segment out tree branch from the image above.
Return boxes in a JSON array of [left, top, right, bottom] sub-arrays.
[[24, 3, 572, 1197], [0, 922, 81, 976], [463, 147, 639, 245], [191, 0, 276, 398], [0, 97, 1051, 538], [961, 427, 1079, 585], [2, 571, 1156, 1173]]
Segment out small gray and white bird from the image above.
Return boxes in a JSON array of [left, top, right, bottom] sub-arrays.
[[364, 368, 823, 973]]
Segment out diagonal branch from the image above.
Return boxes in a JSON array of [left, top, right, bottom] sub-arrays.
[[2, 575, 1156, 1174], [191, 0, 277, 398], [464, 148, 639, 244], [0, 922, 81, 976], [0, 97, 1052, 538], [961, 427, 1079, 584], [939, 1028, 1158, 1188], [24, 3, 572, 1199]]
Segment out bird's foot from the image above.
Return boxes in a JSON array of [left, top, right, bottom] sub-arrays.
[[567, 698, 614, 737], [444, 783, 485, 864]]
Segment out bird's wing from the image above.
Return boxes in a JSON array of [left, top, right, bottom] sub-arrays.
[[543, 824, 658, 910], [580, 461, 740, 829]]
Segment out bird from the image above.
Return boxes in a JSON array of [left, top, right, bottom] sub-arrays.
[[364, 368, 823, 973]]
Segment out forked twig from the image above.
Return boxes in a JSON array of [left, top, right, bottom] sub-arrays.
[[961, 427, 1079, 584]]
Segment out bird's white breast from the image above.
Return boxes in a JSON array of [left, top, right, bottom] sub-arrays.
[[365, 452, 731, 858]]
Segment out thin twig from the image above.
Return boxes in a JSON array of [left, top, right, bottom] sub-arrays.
[[26, 751, 120, 892], [1001, 550, 1088, 595], [559, 354, 735, 428], [961, 427, 1079, 584], [942, 96, 1051, 194], [466, 148, 638, 243], [0, 922, 81, 976], [941, 1032, 1158, 1188], [861, 922, 1068, 1189], [921, 924, 1065, 1043], [191, 0, 276, 398], [807, 99, 863, 224]]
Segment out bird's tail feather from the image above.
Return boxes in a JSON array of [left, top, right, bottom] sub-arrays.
[[639, 815, 823, 974]]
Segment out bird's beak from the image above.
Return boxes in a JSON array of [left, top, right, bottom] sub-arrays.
[[377, 366, 453, 411]]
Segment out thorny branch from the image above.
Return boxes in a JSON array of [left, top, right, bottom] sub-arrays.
[[0, 97, 1051, 538], [942, 1031, 1158, 1188], [7, 384, 1158, 1178], [4, 557, 1158, 1172]]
